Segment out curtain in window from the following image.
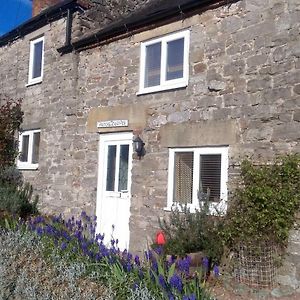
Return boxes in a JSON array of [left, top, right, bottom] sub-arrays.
[[173, 152, 193, 204]]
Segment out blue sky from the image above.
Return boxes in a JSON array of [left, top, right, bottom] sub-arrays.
[[0, 0, 32, 36]]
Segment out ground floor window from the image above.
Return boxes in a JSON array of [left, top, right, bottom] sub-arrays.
[[167, 147, 228, 213], [17, 129, 41, 170]]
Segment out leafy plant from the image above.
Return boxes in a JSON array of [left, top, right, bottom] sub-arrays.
[[159, 194, 224, 264], [223, 154, 300, 249], [0, 182, 38, 218], [0, 211, 214, 299], [0, 96, 38, 219], [0, 96, 23, 168]]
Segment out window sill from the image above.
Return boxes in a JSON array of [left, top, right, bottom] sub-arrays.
[[26, 79, 42, 87], [17, 165, 39, 170], [164, 201, 227, 215], [137, 81, 188, 95], [163, 204, 199, 213]]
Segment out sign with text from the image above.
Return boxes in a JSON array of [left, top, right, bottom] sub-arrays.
[[97, 119, 129, 128]]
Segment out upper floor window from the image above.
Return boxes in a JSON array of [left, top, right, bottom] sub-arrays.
[[167, 147, 228, 214], [138, 30, 190, 94], [17, 129, 41, 170], [28, 36, 44, 85]]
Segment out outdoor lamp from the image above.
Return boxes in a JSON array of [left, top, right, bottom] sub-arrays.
[[133, 136, 145, 157]]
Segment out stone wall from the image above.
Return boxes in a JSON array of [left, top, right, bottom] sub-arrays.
[[0, 0, 299, 290], [77, 0, 299, 251], [0, 16, 98, 217]]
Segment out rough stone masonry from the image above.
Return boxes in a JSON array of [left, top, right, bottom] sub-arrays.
[[0, 0, 299, 291]]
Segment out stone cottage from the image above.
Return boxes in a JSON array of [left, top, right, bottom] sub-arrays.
[[0, 0, 299, 275]]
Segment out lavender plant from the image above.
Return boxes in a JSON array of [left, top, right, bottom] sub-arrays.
[[1, 210, 214, 300], [0, 228, 109, 299]]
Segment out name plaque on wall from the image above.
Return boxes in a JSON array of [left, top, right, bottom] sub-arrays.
[[97, 119, 129, 128]]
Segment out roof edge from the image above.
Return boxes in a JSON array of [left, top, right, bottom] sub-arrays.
[[0, 0, 87, 47], [59, 0, 237, 54]]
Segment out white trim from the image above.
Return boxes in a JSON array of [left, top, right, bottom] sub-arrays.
[[166, 146, 229, 214], [96, 132, 133, 250], [17, 129, 41, 170], [27, 36, 44, 85], [138, 30, 190, 95]]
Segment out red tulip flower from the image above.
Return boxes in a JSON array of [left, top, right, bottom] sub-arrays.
[[156, 231, 166, 245]]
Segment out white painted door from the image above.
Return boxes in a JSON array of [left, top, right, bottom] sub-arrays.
[[96, 132, 133, 250]]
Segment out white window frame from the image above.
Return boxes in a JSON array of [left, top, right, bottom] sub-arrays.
[[138, 30, 190, 95], [17, 129, 41, 170], [166, 147, 229, 214], [27, 36, 44, 86]]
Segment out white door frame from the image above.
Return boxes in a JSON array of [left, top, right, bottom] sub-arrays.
[[96, 132, 133, 249]]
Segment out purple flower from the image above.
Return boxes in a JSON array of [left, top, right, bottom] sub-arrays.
[[168, 293, 175, 300], [95, 253, 102, 261], [36, 227, 43, 236], [158, 274, 167, 289], [177, 256, 191, 275], [202, 256, 209, 270], [61, 242, 67, 251], [138, 268, 144, 279], [169, 274, 183, 292], [213, 264, 220, 277], [125, 262, 132, 272], [134, 255, 140, 266], [151, 259, 158, 273], [96, 233, 104, 241], [127, 252, 133, 261], [154, 245, 163, 256]]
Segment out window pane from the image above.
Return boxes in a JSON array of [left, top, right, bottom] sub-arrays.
[[118, 145, 129, 192], [200, 154, 221, 202], [166, 38, 184, 81], [32, 132, 40, 164], [20, 135, 29, 162], [32, 40, 43, 78], [173, 152, 193, 204], [106, 145, 116, 191], [144, 42, 161, 87]]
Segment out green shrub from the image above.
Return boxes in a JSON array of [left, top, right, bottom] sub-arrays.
[[0, 182, 38, 218], [0, 97, 23, 168], [159, 194, 224, 263], [0, 96, 38, 219], [223, 154, 300, 249]]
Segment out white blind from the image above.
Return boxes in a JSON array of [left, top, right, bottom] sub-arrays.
[[200, 154, 221, 202]]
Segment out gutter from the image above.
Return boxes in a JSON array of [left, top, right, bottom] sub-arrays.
[[58, 0, 237, 54], [0, 0, 85, 47]]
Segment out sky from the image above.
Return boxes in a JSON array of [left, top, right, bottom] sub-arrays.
[[0, 0, 32, 36]]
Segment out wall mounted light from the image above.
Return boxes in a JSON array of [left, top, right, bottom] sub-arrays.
[[133, 136, 145, 158]]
